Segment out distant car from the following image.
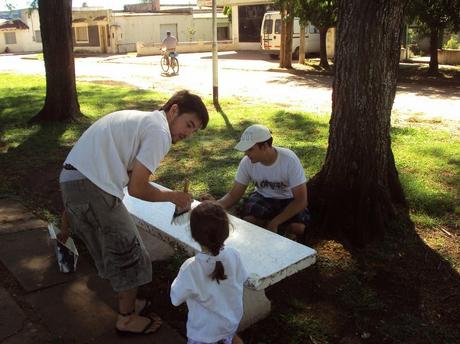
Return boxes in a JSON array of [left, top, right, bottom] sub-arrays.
[[260, 11, 320, 59]]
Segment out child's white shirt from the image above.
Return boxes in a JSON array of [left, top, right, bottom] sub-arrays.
[[170, 246, 248, 343]]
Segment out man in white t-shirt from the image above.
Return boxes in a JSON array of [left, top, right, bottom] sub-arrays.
[[59, 90, 208, 336], [217, 124, 310, 240]]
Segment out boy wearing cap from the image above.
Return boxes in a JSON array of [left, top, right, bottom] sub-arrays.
[[217, 124, 310, 240]]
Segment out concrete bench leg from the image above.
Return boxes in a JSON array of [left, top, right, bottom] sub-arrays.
[[239, 288, 271, 330]]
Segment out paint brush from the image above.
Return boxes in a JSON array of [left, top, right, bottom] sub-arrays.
[[171, 178, 191, 225]]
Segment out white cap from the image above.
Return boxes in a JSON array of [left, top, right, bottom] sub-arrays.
[[234, 124, 272, 151]]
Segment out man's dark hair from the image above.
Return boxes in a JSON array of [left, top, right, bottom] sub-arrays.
[[160, 90, 209, 129], [256, 137, 273, 148]]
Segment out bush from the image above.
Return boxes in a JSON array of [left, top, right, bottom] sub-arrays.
[[443, 35, 459, 49]]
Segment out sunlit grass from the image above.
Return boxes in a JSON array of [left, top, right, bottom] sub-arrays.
[[1, 72, 459, 343], [392, 126, 459, 227], [0, 72, 458, 232]]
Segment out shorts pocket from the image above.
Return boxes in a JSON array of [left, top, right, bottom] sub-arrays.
[[66, 202, 101, 235], [105, 230, 142, 273], [97, 189, 120, 210]]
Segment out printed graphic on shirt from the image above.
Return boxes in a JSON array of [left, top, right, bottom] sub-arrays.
[[254, 180, 288, 190]]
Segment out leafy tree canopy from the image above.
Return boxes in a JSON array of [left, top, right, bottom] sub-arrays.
[[407, 0, 460, 31], [295, 0, 337, 28]]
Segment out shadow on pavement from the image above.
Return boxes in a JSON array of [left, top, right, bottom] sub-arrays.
[[200, 51, 273, 61]]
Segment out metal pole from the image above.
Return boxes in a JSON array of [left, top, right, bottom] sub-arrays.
[[212, 0, 219, 108]]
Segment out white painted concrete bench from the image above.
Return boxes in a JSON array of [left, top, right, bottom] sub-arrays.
[[123, 182, 317, 329]]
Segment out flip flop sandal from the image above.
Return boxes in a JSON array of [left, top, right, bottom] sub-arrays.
[[115, 314, 162, 336]]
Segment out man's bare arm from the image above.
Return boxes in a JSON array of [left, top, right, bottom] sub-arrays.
[[127, 159, 191, 209], [217, 181, 247, 210]]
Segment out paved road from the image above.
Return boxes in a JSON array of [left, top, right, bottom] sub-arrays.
[[1, 51, 458, 128]]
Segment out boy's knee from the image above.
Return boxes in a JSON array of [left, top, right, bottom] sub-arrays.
[[287, 223, 305, 236], [242, 215, 265, 227], [243, 215, 257, 223]]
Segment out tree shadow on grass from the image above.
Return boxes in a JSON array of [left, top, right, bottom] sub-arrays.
[[0, 85, 164, 214], [0, 121, 70, 214], [216, 108, 235, 133], [265, 71, 333, 89]]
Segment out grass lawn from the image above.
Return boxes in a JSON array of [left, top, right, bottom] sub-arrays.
[[0, 73, 459, 343]]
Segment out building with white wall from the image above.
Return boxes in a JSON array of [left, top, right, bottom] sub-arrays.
[[0, 9, 42, 53], [111, 8, 230, 54], [0, 4, 231, 55]]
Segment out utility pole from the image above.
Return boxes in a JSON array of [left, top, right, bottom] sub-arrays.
[[212, 0, 220, 110]]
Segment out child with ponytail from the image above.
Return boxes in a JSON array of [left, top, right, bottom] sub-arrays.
[[170, 201, 248, 344]]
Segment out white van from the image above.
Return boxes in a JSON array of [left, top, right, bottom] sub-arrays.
[[261, 11, 320, 58]]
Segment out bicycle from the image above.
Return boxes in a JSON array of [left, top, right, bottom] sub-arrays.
[[160, 48, 179, 74]]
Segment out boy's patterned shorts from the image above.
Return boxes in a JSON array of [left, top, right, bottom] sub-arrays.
[[240, 191, 311, 225]]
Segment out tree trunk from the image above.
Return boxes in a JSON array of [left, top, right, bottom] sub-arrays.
[[280, 5, 293, 68], [319, 27, 329, 69], [30, 0, 81, 123], [308, 0, 409, 247], [283, 15, 293, 68], [428, 26, 439, 75], [279, 7, 286, 67], [299, 24, 305, 64]]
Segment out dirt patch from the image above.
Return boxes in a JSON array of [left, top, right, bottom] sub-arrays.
[[239, 229, 460, 343]]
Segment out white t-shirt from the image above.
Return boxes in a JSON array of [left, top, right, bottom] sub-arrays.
[[235, 146, 307, 199], [170, 247, 248, 343], [64, 110, 171, 199]]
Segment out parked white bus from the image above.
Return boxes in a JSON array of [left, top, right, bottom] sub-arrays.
[[261, 11, 320, 59]]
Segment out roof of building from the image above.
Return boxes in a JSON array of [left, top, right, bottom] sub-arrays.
[[0, 18, 29, 30], [112, 11, 192, 17]]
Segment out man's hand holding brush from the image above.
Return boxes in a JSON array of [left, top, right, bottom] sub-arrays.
[[173, 178, 192, 213]]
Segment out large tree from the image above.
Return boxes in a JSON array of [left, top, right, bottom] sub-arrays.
[[296, 0, 337, 69], [30, 0, 81, 122], [308, 0, 409, 247], [407, 0, 460, 75]]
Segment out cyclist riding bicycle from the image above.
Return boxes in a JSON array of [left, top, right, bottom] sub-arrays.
[[161, 31, 177, 66]]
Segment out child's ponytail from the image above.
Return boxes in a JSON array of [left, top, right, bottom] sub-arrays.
[[210, 245, 227, 283], [211, 261, 227, 283]]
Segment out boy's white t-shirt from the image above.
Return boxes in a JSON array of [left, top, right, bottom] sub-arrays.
[[64, 110, 171, 199], [170, 246, 248, 343], [235, 146, 307, 199]]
